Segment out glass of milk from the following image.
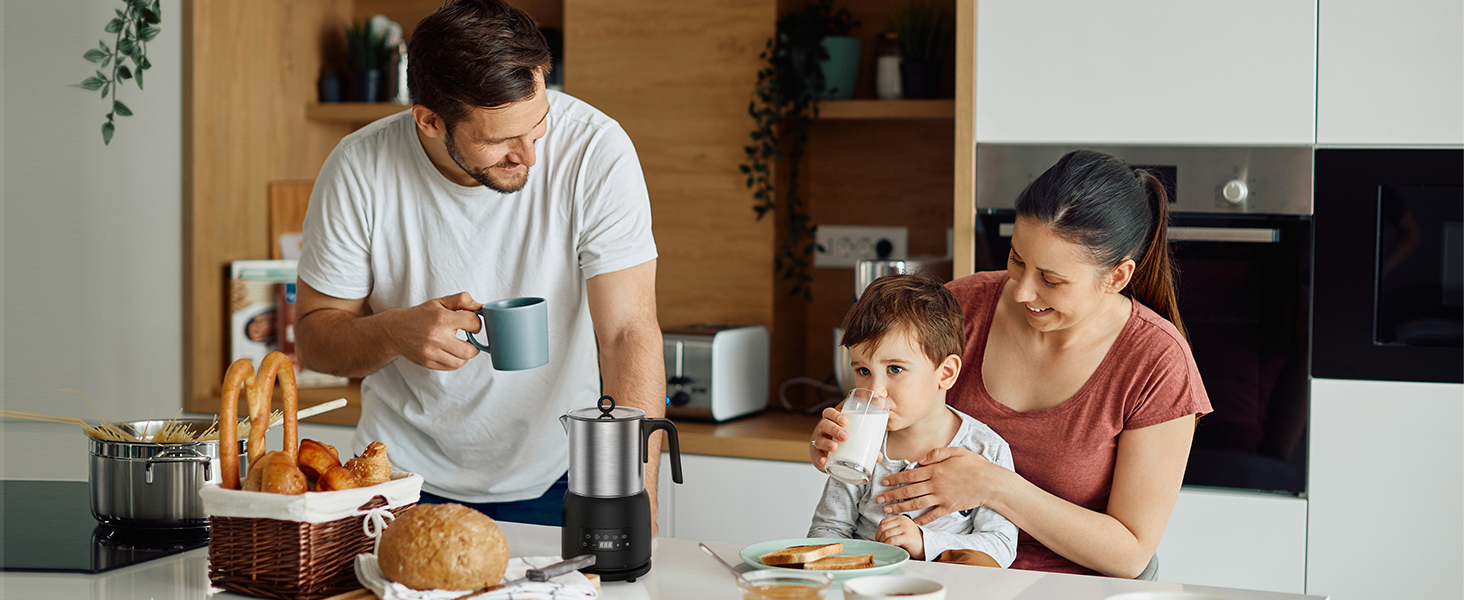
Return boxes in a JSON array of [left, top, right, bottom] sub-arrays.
[[826, 388, 892, 486]]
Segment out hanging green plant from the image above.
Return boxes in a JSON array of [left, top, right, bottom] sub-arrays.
[[79, 0, 162, 145], [741, 0, 858, 301]]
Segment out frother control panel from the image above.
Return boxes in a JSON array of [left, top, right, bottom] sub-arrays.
[[580, 528, 632, 552]]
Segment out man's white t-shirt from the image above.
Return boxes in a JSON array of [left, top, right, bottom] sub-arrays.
[[298, 90, 657, 503]]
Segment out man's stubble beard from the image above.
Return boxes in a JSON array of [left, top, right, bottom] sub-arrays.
[[444, 128, 530, 194]]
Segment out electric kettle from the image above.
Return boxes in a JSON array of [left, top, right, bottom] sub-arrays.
[[559, 395, 683, 582]]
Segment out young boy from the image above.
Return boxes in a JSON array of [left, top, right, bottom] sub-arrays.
[[808, 274, 1018, 567]]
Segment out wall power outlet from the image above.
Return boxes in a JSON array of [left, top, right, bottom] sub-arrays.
[[814, 225, 909, 268]]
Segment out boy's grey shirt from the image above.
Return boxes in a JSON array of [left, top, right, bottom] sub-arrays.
[[808, 407, 1019, 567]]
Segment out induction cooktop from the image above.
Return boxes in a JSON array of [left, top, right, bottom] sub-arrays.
[[1, 480, 209, 573]]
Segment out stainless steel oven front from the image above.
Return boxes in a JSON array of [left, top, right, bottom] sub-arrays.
[[975, 144, 1313, 495]]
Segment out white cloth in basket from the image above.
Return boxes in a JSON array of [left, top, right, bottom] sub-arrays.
[[355, 554, 598, 600], [199, 472, 423, 523]]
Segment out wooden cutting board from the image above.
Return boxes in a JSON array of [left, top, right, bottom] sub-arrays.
[[321, 573, 602, 599]]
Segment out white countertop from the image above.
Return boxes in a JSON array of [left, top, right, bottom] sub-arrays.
[[0, 422, 1327, 599], [1, 519, 1327, 600]]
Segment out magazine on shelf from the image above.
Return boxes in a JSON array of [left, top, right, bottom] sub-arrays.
[[228, 260, 349, 389]]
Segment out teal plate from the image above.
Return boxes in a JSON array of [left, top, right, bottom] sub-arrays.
[[739, 537, 909, 579]]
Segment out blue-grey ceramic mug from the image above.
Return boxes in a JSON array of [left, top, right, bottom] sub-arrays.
[[467, 297, 548, 370]]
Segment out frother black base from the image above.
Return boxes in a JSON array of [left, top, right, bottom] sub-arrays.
[[589, 560, 651, 582], [562, 490, 654, 581]]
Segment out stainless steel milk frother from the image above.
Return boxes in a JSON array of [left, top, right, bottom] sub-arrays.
[[559, 395, 683, 581]]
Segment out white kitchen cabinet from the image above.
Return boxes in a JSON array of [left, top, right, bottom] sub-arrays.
[[1307, 379, 1464, 599], [1156, 488, 1307, 593], [664, 454, 829, 546], [975, 0, 1316, 145], [1317, 0, 1464, 146]]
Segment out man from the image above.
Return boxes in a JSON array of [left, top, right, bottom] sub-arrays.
[[294, 0, 664, 527]]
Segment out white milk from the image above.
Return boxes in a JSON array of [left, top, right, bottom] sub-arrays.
[[827, 410, 890, 485]]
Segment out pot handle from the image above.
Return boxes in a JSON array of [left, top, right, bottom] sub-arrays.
[[145, 448, 213, 484], [640, 418, 683, 485]]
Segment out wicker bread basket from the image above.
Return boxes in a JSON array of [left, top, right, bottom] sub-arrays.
[[201, 354, 422, 600], [202, 474, 421, 599]]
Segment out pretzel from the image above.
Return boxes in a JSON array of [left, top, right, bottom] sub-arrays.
[[219, 352, 306, 494], [252, 351, 300, 462], [218, 359, 257, 490]]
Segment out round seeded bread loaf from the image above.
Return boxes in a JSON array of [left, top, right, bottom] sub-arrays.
[[377, 503, 510, 591]]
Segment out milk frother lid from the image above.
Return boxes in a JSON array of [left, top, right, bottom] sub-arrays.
[[564, 395, 645, 422]]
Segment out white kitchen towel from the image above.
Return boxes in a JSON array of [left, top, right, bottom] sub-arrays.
[[199, 472, 423, 523], [355, 554, 598, 600]]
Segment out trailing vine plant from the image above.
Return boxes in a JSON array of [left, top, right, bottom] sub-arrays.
[[741, 0, 858, 301], [79, 0, 163, 145]]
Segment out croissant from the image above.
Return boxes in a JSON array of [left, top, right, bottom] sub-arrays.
[[297, 439, 342, 480], [315, 465, 362, 491], [345, 441, 392, 486]]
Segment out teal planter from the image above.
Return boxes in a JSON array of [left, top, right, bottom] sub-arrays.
[[818, 36, 861, 101]]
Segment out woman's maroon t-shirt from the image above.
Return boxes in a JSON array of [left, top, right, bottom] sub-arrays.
[[946, 271, 1213, 576]]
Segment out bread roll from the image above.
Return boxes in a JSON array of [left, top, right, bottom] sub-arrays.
[[378, 504, 509, 591], [243, 450, 308, 495], [345, 441, 392, 486], [315, 465, 361, 491], [297, 438, 342, 479]]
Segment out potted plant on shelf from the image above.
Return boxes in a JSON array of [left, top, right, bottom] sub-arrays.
[[742, 0, 859, 300], [346, 16, 394, 103], [894, 2, 952, 99]]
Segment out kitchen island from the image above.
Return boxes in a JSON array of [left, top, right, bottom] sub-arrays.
[[1, 518, 1327, 600]]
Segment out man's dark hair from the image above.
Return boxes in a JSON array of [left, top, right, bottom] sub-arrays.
[[407, 0, 553, 129]]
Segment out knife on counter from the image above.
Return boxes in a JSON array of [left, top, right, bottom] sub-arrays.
[[450, 554, 596, 600]]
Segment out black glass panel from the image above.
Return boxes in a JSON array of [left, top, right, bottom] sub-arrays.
[[1375, 184, 1464, 348], [1, 480, 208, 573], [1313, 149, 1464, 383]]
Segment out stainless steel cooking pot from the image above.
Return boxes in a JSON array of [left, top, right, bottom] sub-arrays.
[[89, 418, 248, 528]]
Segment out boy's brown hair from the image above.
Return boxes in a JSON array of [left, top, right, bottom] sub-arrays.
[[840, 274, 964, 365]]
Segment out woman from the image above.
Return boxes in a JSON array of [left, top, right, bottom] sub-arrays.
[[811, 149, 1212, 578]]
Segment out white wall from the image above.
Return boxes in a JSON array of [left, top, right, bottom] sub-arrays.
[[3, 0, 182, 428]]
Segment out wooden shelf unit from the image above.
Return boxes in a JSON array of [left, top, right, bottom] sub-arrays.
[[305, 102, 411, 124], [817, 99, 954, 120], [306, 99, 954, 124]]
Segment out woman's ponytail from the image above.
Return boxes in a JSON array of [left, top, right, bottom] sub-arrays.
[[1128, 170, 1186, 341]]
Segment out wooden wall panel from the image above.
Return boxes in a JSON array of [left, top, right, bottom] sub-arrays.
[[185, 0, 356, 413], [565, 1, 777, 336], [954, 0, 976, 277], [798, 120, 955, 397]]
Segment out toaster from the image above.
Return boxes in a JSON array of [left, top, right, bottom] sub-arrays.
[[662, 324, 769, 421]]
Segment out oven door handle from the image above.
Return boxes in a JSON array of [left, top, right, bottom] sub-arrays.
[[996, 223, 1279, 243]]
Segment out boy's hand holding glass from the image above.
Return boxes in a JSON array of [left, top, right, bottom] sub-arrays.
[[824, 388, 893, 485], [875, 515, 925, 560], [809, 407, 848, 472]]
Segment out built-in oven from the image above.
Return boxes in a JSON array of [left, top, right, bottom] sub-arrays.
[[975, 145, 1313, 495], [1312, 149, 1463, 384]]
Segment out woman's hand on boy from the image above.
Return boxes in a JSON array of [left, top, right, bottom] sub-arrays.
[[877, 447, 1007, 526], [876, 515, 925, 560]]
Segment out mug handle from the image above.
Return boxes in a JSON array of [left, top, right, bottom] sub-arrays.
[[466, 313, 491, 354]]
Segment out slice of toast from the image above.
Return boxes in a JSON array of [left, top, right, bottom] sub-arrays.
[[759, 543, 844, 566], [803, 553, 874, 570]]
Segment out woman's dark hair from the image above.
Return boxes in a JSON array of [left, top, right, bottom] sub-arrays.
[[407, 0, 553, 130], [1014, 149, 1187, 340]]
